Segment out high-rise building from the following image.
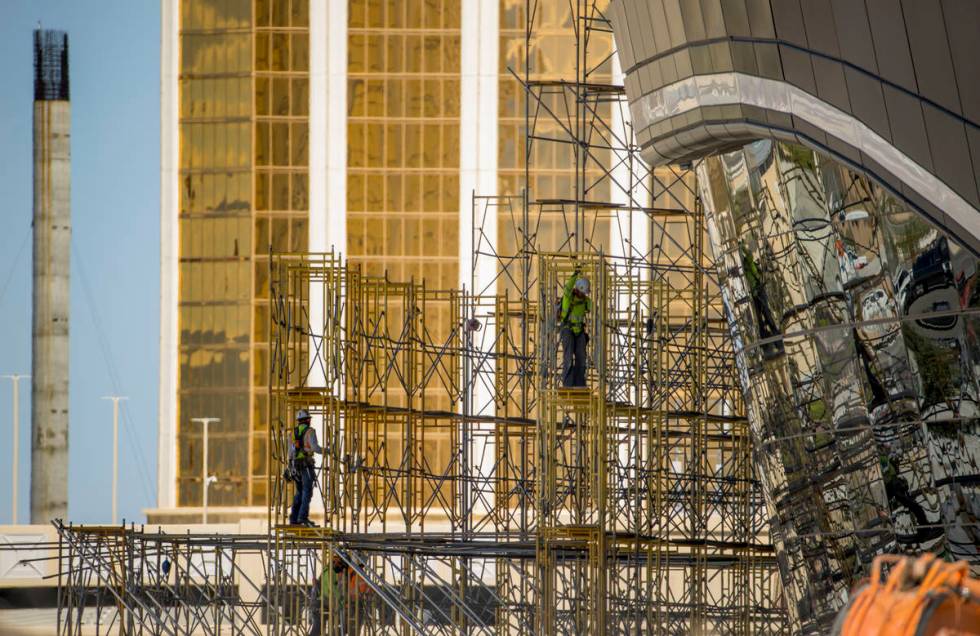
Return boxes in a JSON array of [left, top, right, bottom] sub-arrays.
[[156, 0, 311, 521], [153, 0, 504, 522], [154, 0, 648, 523]]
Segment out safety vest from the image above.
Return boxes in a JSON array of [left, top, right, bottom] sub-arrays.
[[293, 422, 311, 461], [320, 569, 370, 606], [560, 276, 591, 334]]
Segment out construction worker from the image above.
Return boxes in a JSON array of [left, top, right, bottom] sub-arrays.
[[309, 555, 371, 636], [288, 409, 323, 527], [559, 271, 591, 387]]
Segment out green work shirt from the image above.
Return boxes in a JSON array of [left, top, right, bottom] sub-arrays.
[[560, 275, 592, 334], [320, 571, 346, 613]]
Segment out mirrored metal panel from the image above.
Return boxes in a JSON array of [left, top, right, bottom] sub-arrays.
[[698, 139, 980, 634]]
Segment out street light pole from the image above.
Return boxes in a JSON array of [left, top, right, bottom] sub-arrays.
[[2, 374, 29, 524], [204, 474, 217, 524], [191, 417, 220, 523], [101, 396, 127, 525]]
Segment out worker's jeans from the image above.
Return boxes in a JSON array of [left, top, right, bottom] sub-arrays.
[[310, 599, 351, 636], [308, 598, 321, 636], [560, 327, 588, 387], [290, 463, 316, 523]]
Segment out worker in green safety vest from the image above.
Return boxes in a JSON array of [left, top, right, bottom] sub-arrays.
[[309, 556, 371, 636], [288, 409, 323, 527], [559, 271, 592, 387]]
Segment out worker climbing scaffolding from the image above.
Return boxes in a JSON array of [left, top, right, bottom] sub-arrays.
[[559, 268, 592, 387], [309, 555, 372, 636]]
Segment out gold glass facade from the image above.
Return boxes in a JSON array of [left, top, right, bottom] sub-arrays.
[[177, 0, 308, 508], [345, 1, 463, 473], [498, 0, 613, 271], [346, 0, 461, 287], [251, 0, 309, 506]]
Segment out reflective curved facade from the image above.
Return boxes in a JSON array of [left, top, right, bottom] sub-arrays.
[[698, 139, 980, 633], [609, 0, 980, 254]]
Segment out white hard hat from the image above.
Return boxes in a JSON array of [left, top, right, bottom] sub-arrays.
[[574, 277, 590, 295], [296, 409, 311, 422]]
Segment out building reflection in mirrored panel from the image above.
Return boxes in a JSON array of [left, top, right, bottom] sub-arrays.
[[698, 139, 980, 634]]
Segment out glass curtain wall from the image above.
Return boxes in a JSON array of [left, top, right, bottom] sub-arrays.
[[177, 0, 309, 509], [698, 138, 980, 632], [252, 0, 310, 506], [498, 0, 614, 266], [177, 0, 253, 507], [346, 0, 461, 290], [345, 0, 463, 489]]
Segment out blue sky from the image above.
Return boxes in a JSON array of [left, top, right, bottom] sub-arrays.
[[0, 2, 159, 524]]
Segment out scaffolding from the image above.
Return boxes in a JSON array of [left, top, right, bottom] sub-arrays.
[[55, 522, 272, 635], [55, 2, 787, 634]]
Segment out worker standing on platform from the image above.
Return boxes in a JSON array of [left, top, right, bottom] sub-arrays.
[[559, 270, 592, 387], [289, 409, 322, 527]]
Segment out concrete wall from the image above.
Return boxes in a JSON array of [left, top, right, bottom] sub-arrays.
[[0, 525, 59, 589]]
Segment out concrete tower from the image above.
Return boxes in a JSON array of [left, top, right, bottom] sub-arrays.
[[31, 29, 70, 523]]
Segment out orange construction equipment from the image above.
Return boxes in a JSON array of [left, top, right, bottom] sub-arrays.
[[834, 554, 980, 635]]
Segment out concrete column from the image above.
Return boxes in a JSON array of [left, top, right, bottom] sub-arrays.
[[458, 0, 499, 534], [31, 30, 71, 522], [158, 0, 179, 511]]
